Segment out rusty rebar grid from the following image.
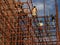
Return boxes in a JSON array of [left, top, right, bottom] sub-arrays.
[[0, 0, 60, 45]]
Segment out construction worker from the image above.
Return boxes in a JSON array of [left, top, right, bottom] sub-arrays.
[[51, 15, 55, 21], [32, 6, 37, 18], [51, 15, 56, 28], [38, 21, 44, 31], [37, 21, 44, 39], [32, 6, 39, 25]]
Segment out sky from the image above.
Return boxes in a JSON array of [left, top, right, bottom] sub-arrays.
[[32, 0, 60, 16], [15, 0, 60, 16], [57, 0, 60, 17]]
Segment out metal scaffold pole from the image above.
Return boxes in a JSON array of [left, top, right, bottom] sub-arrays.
[[55, 0, 60, 45]]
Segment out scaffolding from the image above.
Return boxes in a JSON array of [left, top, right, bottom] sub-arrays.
[[0, 0, 60, 45]]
